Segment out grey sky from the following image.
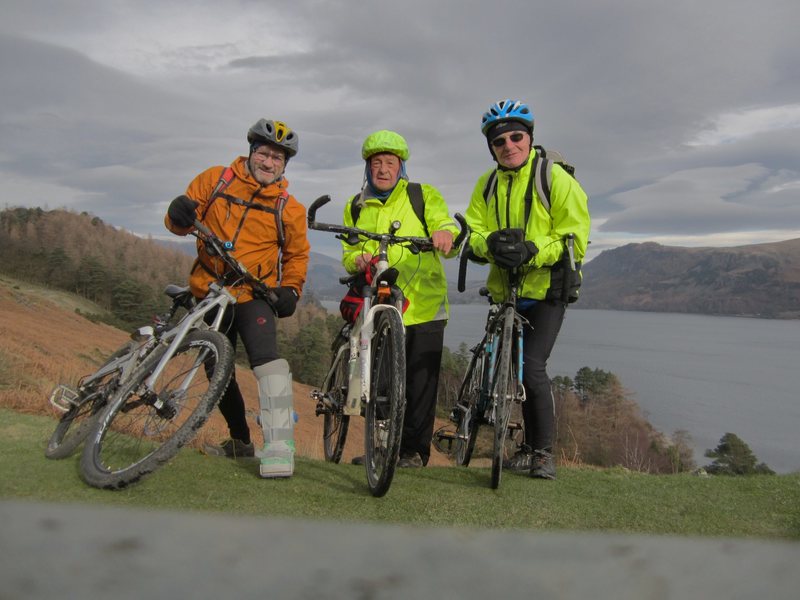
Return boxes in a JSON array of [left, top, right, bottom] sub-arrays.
[[1, 0, 799, 259]]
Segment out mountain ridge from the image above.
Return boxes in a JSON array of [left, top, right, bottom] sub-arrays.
[[579, 238, 800, 318]]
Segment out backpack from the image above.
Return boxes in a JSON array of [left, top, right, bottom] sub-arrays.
[[349, 182, 428, 236], [478, 145, 583, 304], [201, 166, 289, 249]]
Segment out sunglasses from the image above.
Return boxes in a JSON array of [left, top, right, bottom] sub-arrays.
[[491, 132, 526, 148]]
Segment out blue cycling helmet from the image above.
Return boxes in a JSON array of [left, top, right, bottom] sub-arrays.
[[481, 99, 534, 137]]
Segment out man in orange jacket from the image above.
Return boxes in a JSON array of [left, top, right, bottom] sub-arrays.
[[165, 118, 310, 478]]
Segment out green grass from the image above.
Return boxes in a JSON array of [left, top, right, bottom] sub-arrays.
[[3, 408, 799, 540]]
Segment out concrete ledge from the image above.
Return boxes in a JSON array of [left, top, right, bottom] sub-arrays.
[[2, 500, 798, 599]]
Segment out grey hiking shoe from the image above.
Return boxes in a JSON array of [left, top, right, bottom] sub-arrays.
[[530, 449, 556, 480], [504, 444, 533, 472], [397, 452, 423, 468], [203, 438, 255, 458]]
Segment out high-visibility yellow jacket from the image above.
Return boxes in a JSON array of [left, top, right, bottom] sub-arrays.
[[341, 179, 459, 325], [165, 157, 310, 303], [465, 151, 590, 302]]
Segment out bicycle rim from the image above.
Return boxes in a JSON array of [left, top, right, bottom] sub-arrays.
[[322, 341, 350, 463], [364, 310, 406, 497], [45, 341, 136, 460], [491, 308, 515, 489], [80, 330, 234, 490]]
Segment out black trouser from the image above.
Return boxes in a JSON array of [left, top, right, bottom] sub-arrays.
[[400, 319, 446, 465], [206, 298, 279, 444], [517, 300, 566, 451]]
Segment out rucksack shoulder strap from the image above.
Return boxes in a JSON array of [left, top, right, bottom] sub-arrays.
[[529, 145, 553, 213], [405, 182, 428, 236]]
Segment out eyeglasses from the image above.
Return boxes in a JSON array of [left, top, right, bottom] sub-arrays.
[[491, 132, 526, 148], [252, 149, 286, 164]]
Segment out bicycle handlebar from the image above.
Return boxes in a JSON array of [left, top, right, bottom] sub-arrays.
[[191, 220, 279, 305], [307, 194, 469, 251]]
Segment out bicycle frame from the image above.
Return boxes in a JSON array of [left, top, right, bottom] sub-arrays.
[[344, 289, 405, 416]]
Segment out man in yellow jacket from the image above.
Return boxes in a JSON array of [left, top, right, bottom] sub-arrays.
[[343, 130, 460, 467], [165, 118, 310, 478], [465, 100, 590, 479]]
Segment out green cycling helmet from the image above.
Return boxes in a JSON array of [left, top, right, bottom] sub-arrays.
[[361, 130, 409, 161]]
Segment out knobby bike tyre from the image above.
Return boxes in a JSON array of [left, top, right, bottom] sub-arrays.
[[364, 309, 406, 497], [45, 341, 138, 459], [490, 307, 515, 490], [80, 330, 234, 490], [454, 346, 486, 467], [321, 337, 350, 463]]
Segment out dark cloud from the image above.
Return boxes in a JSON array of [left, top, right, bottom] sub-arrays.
[[0, 0, 798, 251]]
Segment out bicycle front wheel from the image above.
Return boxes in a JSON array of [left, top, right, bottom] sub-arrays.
[[45, 341, 137, 460], [322, 338, 350, 463], [364, 309, 406, 497], [80, 330, 234, 490], [491, 308, 515, 489], [454, 347, 485, 467]]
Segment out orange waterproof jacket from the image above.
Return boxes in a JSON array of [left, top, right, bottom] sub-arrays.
[[165, 156, 310, 303]]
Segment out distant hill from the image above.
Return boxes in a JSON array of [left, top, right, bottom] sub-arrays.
[[579, 239, 800, 318]]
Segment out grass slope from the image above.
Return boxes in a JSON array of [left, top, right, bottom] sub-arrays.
[[3, 410, 798, 540]]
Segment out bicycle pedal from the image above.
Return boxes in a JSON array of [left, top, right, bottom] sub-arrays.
[[49, 384, 81, 413]]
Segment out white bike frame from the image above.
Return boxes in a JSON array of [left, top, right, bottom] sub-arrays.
[[343, 256, 405, 416]]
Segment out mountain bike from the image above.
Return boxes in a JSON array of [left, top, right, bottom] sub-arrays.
[[79, 220, 279, 490], [45, 288, 192, 460], [435, 234, 578, 489], [307, 194, 467, 496], [436, 272, 526, 489]]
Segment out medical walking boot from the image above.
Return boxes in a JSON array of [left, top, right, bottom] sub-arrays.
[[254, 359, 295, 478]]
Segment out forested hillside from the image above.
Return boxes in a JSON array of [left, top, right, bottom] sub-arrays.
[[0, 207, 193, 325]]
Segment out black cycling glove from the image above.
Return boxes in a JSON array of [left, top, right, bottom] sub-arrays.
[[273, 286, 299, 318], [487, 228, 538, 269], [168, 195, 199, 228]]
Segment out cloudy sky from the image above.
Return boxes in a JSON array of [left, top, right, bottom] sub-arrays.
[[2, 0, 799, 260]]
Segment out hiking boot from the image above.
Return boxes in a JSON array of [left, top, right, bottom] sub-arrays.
[[530, 449, 556, 480], [203, 438, 254, 458], [397, 452, 423, 468], [504, 444, 533, 472], [259, 440, 295, 478]]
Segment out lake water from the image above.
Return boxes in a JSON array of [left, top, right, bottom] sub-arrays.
[[320, 301, 800, 474]]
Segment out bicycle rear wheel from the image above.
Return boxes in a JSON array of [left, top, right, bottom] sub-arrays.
[[45, 341, 137, 459], [491, 308, 515, 489], [80, 330, 234, 490], [364, 309, 405, 497], [321, 338, 350, 463]]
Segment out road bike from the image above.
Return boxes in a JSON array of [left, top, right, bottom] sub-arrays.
[[79, 220, 278, 490], [307, 194, 467, 496]]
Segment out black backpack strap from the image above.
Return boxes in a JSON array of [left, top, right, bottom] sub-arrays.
[[405, 182, 428, 236], [349, 191, 364, 225]]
